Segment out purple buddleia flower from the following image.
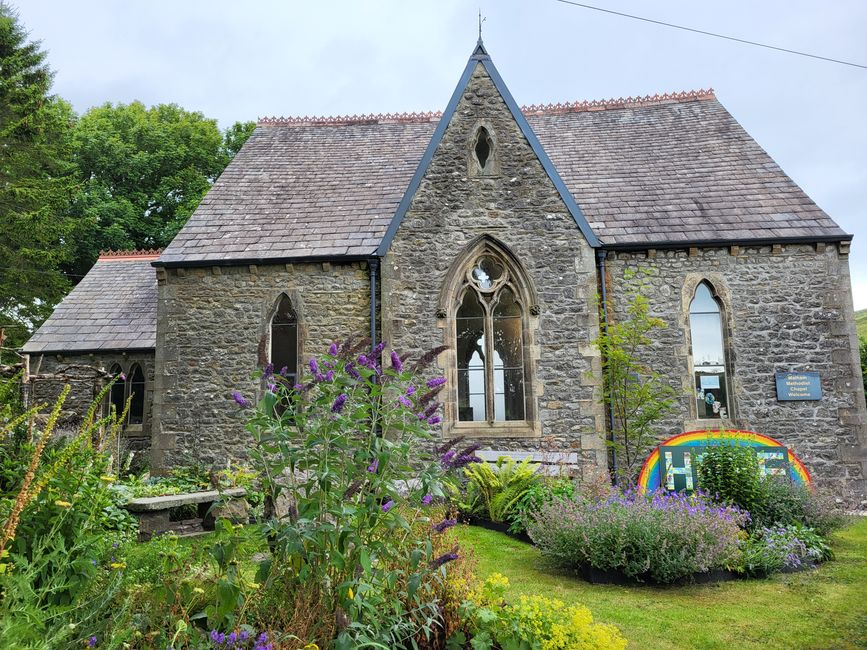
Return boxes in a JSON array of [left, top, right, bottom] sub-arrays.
[[279, 366, 289, 376], [263, 362, 274, 378], [381, 499, 395, 513], [266, 382, 277, 394], [329, 341, 339, 356], [367, 458, 379, 473], [440, 449, 456, 469], [88, 637, 97, 648], [406, 385, 416, 396], [332, 394, 348, 413], [422, 402, 440, 419], [231, 391, 251, 408], [422, 493, 433, 506], [427, 377, 447, 389], [432, 519, 457, 533], [427, 415, 442, 426], [357, 354, 368, 366], [398, 395, 412, 408], [390, 350, 403, 372], [228, 632, 238, 645], [430, 551, 459, 569], [346, 362, 360, 380], [239, 631, 250, 642], [325, 370, 334, 382], [309, 358, 319, 375], [372, 341, 387, 356]]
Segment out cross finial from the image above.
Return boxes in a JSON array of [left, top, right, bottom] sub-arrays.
[[478, 9, 485, 43]]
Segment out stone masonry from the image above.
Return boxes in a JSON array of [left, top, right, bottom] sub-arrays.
[[382, 62, 607, 475], [151, 261, 371, 467], [604, 243, 867, 500]]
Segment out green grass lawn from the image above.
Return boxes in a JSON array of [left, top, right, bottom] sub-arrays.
[[455, 518, 867, 650], [856, 308, 867, 339]]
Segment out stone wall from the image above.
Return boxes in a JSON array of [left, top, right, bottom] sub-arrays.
[[152, 261, 371, 468], [24, 351, 155, 450], [381, 62, 607, 476], [604, 243, 867, 500]]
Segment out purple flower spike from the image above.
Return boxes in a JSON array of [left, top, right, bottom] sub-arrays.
[[390, 350, 403, 372], [228, 631, 238, 645], [309, 358, 319, 375], [279, 366, 289, 376], [88, 637, 97, 648], [406, 385, 416, 396], [329, 341, 339, 356], [267, 382, 277, 394], [372, 341, 386, 356], [427, 415, 442, 426], [398, 395, 412, 408], [422, 493, 433, 506], [263, 362, 274, 378], [231, 391, 251, 408], [381, 499, 395, 513], [239, 631, 250, 642], [367, 458, 379, 473], [427, 377, 447, 389], [332, 393, 348, 413], [430, 551, 459, 569], [357, 354, 368, 366], [325, 369, 335, 382], [433, 519, 457, 533]]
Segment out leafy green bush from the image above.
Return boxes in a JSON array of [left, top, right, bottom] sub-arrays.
[[750, 478, 849, 535], [737, 524, 833, 577], [506, 476, 575, 535], [528, 488, 749, 584], [696, 444, 765, 517], [453, 572, 626, 650], [458, 456, 542, 525]]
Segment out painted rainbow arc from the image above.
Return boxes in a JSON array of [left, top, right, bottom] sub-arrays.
[[637, 429, 811, 493]]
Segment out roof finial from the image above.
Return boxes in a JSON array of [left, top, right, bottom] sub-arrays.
[[478, 9, 485, 44]]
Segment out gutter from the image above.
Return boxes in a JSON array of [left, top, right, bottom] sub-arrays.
[[151, 253, 373, 269], [596, 249, 618, 484], [601, 233, 852, 252]]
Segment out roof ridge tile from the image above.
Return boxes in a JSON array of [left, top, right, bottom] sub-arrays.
[[98, 249, 162, 261]]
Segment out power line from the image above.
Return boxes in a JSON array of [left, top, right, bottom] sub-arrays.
[[0, 266, 87, 279], [554, 0, 867, 70]]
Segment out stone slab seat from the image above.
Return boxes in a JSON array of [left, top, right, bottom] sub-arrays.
[[125, 487, 246, 512], [475, 450, 580, 476]]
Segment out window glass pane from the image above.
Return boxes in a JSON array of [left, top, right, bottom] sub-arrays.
[[493, 288, 524, 421], [690, 284, 728, 419], [471, 256, 503, 290], [128, 365, 145, 425], [272, 296, 298, 383], [109, 364, 125, 419], [457, 290, 486, 421]]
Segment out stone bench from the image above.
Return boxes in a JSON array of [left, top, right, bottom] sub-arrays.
[[475, 450, 581, 477], [124, 487, 247, 541]]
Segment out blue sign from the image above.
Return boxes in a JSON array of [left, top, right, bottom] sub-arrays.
[[775, 372, 822, 401]]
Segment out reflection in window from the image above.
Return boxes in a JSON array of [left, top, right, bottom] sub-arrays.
[[128, 364, 145, 425], [109, 363, 126, 418], [456, 254, 526, 423], [271, 294, 298, 384], [689, 282, 729, 419]]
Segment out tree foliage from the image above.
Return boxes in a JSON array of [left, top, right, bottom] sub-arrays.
[[0, 3, 76, 347], [65, 102, 254, 277], [593, 270, 678, 485]]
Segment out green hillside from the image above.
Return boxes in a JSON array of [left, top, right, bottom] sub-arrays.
[[857, 309, 867, 339]]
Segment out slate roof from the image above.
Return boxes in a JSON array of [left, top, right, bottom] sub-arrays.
[[22, 252, 159, 353], [158, 90, 847, 266]]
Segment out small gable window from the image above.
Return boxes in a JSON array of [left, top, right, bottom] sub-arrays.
[[128, 364, 146, 425], [108, 363, 126, 418], [689, 282, 731, 419], [271, 294, 298, 384], [456, 252, 527, 423], [473, 126, 493, 170]]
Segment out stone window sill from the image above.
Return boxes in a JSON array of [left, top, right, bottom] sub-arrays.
[[683, 418, 737, 432], [443, 420, 540, 439]]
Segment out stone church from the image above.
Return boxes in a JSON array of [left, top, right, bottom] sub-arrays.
[[21, 42, 867, 498]]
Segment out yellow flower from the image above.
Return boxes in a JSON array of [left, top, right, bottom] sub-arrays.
[[110, 562, 127, 570], [0, 563, 7, 575], [302, 644, 320, 650], [348, 587, 354, 599], [54, 500, 72, 508], [193, 587, 205, 594]]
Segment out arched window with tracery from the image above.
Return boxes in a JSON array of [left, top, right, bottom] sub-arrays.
[[455, 252, 529, 423], [128, 364, 145, 425], [108, 363, 126, 418], [270, 294, 298, 384], [689, 281, 731, 419]]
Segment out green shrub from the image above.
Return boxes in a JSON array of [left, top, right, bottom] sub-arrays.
[[459, 456, 542, 524], [751, 478, 849, 535], [453, 572, 626, 650], [736, 524, 832, 577], [507, 476, 575, 535], [697, 444, 765, 517]]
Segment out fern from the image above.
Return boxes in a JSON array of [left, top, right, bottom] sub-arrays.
[[462, 456, 541, 523]]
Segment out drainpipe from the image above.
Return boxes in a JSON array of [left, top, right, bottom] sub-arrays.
[[596, 249, 618, 484], [368, 257, 379, 351]]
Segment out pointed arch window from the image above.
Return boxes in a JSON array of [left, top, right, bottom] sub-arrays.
[[689, 282, 730, 419], [128, 364, 145, 425], [474, 126, 493, 169], [108, 363, 126, 418], [456, 253, 527, 423], [270, 294, 298, 384]]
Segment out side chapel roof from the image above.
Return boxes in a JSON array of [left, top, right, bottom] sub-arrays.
[[21, 251, 159, 354], [157, 45, 848, 266]]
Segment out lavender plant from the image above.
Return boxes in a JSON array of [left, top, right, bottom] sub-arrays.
[[527, 488, 749, 583], [240, 339, 475, 649]]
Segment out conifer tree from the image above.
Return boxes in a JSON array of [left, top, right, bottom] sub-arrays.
[[0, 3, 75, 348]]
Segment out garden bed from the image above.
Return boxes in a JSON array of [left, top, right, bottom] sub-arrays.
[[462, 515, 532, 544]]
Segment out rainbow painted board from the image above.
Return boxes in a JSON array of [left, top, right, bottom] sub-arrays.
[[637, 429, 811, 493]]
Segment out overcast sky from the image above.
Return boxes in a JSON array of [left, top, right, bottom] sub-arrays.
[[17, 0, 867, 309]]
